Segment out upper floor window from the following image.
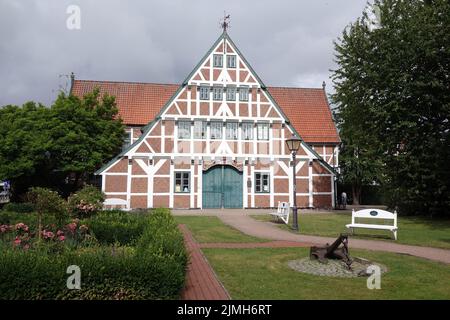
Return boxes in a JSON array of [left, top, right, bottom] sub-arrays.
[[175, 172, 190, 193], [213, 87, 223, 101], [193, 120, 207, 139], [199, 86, 209, 100], [226, 87, 236, 101], [255, 172, 270, 193], [210, 121, 223, 139], [227, 55, 236, 68], [241, 122, 253, 140], [213, 54, 223, 67], [257, 123, 269, 140], [178, 121, 191, 139], [226, 122, 239, 140], [239, 87, 249, 101]]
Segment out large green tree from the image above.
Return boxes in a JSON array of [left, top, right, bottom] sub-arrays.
[[332, 0, 450, 216], [0, 89, 125, 198]]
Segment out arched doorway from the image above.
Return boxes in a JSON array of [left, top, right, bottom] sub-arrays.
[[202, 165, 243, 209]]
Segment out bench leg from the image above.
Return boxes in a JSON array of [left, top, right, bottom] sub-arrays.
[[393, 230, 397, 240]]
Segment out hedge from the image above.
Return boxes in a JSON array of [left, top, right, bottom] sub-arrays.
[[0, 208, 187, 300]]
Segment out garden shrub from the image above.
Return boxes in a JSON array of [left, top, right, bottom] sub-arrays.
[[68, 185, 104, 219], [84, 210, 148, 245], [0, 208, 188, 300], [26, 187, 67, 228], [2, 202, 35, 213]]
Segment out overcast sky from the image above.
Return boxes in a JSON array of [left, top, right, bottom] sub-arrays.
[[0, 0, 368, 106]]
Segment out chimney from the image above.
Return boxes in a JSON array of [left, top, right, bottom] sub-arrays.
[[322, 81, 326, 90], [69, 72, 75, 94]]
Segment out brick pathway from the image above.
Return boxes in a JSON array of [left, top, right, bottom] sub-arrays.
[[217, 214, 450, 264], [179, 225, 230, 300]]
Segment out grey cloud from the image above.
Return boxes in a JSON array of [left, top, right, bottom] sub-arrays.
[[0, 0, 367, 106]]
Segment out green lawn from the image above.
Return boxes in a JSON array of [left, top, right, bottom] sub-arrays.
[[174, 216, 267, 243], [203, 247, 450, 299], [252, 212, 450, 249]]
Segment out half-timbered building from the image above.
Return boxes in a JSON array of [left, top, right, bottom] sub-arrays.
[[71, 30, 340, 210]]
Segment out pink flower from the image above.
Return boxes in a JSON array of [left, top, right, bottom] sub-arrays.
[[57, 230, 64, 236], [23, 244, 30, 250], [67, 222, 77, 234], [0, 224, 12, 233], [42, 230, 54, 239], [58, 235, 65, 241], [14, 237, 21, 246], [15, 223, 29, 232]]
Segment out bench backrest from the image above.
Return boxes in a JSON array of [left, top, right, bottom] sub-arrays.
[[352, 209, 397, 227], [104, 198, 127, 209]]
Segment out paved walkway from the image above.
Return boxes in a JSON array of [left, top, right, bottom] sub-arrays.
[[179, 225, 230, 300], [216, 214, 450, 264]]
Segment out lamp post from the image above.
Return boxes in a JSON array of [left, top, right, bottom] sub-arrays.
[[286, 135, 302, 231]]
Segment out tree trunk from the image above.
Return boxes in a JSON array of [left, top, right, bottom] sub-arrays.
[[352, 185, 361, 205]]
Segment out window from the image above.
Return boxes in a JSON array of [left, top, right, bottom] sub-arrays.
[[226, 87, 236, 101], [226, 122, 239, 140], [178, 121, 191, 139], [210, 121, 223, 139], [213, 54, 223, 67], [227, 55, 236, 68], [193, 120, 207, 139], [213, 87, 223, 101], [239, 87, 249, 101], [255, 172, 270, 193], [241, 122, 253, 140], [175, 172, 190, 193], [199, 86, 209, 100], [122, 131, 131, 151], [257, 123, 269, 140]]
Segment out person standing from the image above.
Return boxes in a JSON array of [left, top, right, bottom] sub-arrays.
[[341, 191, 347, 209]]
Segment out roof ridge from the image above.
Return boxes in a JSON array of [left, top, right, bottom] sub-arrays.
[[75, 79, 325, 91]]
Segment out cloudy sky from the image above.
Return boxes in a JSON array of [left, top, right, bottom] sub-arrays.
[[0, 0, 368, 106]]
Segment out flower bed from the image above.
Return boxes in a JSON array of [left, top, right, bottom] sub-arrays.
[[0, 208, 187, 300]]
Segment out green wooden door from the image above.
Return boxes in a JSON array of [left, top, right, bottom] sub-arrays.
[[202, 166, 243, 208]]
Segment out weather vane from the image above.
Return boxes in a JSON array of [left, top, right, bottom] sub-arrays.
[[220, 12, 231, 32]]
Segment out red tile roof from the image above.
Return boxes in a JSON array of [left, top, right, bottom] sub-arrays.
[[71, 80, 340, 144]]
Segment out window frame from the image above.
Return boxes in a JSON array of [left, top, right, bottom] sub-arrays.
[[257, 123, 269, 141], [213, 86, 223, 101], [177, 120, 191, 139], [239, 86, 249, 101], [210, 121, 223, 140], [226, 86, 236, 101], [174, 171, 190, 193], [193, 120, 207, 139], [227, 55, 237, 68], [213, 54, 223, 67], [226, 122, 239, 140], [199, 86, 210, 100], [122, 130, 132, 151], [255, 172, 270, 193], [241, 122, 254, 140]]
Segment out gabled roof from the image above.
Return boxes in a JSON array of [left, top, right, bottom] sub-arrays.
[[71, 80, 340, 144]]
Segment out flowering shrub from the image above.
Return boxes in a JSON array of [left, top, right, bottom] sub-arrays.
[[68, 186, 105, 218]]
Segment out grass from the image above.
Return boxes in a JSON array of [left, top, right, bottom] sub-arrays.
[[252, 212, 450, 249], [174, 216, 267, 243], [203, 247, 450, 299]]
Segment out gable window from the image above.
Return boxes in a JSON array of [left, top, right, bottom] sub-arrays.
[[227, 55, 237, 68], [175, 172, 190, 193], [226, 87, 236, 101], [193, 120, 207, 139], [257, 123, 269, 140], [226, 122, 239, 140], [241, 122, 253, 140], [213, 87, 223, 101], [178, 121, 191, 139], [213, 54, 223, 67], [210, 121, 223, 139], [255, 172, 270, 193], [239, 87, 249, 101], [199, 86, 209, 100]]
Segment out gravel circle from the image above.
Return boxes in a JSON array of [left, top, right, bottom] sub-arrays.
[[288, 257, 388, 278]]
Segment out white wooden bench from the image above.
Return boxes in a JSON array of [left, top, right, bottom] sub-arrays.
[[346, 209, 398, 240], [103, 198, 128, 210], [269, 201, 290, 224]]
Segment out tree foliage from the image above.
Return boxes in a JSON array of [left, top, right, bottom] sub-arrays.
[[0, 89, 125, 198], [332, 0, 450, 215]]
